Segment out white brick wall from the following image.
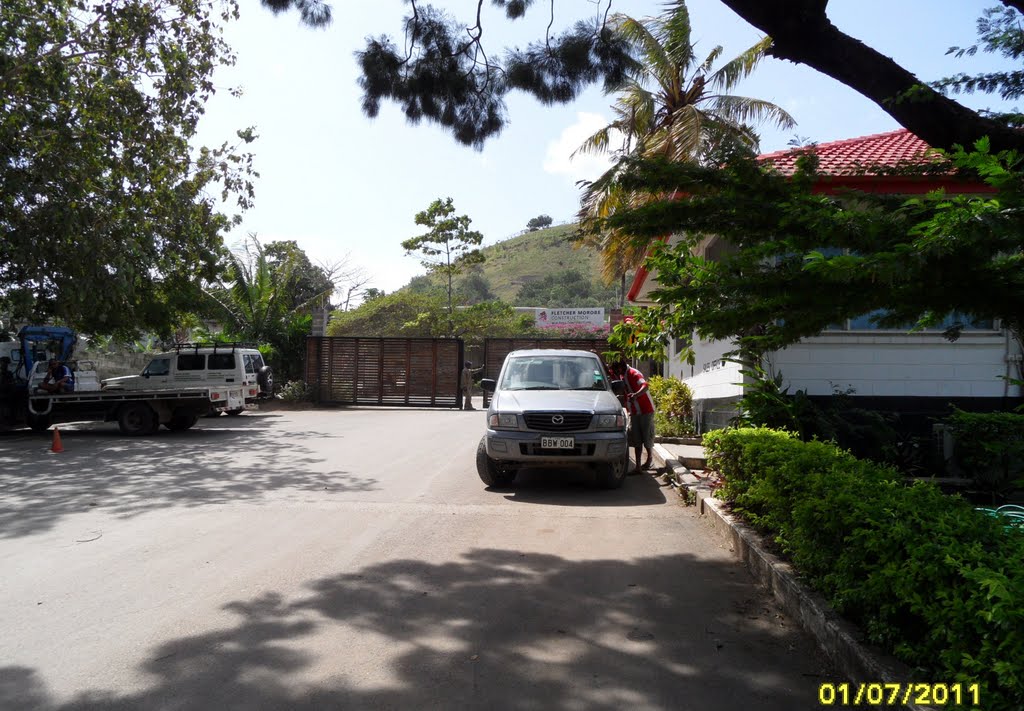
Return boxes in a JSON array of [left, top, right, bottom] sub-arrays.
[[669, 330, 1022, 402], [676, 336, 744, 400], [771, 333, 1020, 398]]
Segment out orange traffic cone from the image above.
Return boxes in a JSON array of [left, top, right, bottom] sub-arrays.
[[51, 427, 64, 453]]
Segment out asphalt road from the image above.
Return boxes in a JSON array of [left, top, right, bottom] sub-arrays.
[[0, 407, 832, 710]]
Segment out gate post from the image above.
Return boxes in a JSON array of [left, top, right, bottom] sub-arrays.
[[481, 338, 490, 408], [461, 339, 467, 410]]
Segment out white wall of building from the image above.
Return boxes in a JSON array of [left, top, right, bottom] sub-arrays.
[[634, 235, 1024, 404], [666, 335, 744, 401], [662, 329, 1023, 403], [770, 331, 1022, 399]]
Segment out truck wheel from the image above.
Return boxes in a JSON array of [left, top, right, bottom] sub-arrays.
[[165, 412, 199, 431], [257, 366, 274, 396], [476, 436, 515, 488], [118, 403, 158, 436], [225, 408, 244, 416], [28, 413, 51, 433], [595, 455, 628, 490]]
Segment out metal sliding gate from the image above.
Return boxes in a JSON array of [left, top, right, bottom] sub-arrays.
[[305, 337, 465, 408], [481, 337, 611, 406]]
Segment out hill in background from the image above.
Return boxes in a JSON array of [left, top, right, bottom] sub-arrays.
[[403, 223, 627, 308]]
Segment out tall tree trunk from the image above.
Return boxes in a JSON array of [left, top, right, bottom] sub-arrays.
[[719, 0, 1024, 152]]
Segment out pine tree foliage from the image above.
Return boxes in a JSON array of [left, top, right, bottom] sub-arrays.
[[355, 1, 636, 148], [266, 0, 1024, 153], [259, 0, 331, 27], [933, 5, 1024, 126]]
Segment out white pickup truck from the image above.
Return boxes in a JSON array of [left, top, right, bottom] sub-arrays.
[[101, 343, 272, 415], [25, 360, 246, 435]]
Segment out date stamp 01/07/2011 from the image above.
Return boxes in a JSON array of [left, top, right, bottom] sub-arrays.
[[818, 682, 981, 707]]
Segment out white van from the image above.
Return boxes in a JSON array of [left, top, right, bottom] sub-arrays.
[[102, 343, 273, 413]]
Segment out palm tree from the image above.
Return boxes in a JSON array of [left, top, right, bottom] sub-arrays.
[[206, 236, 292, 343], [575, 2, 795, 285], [201, 235, 338, 381]]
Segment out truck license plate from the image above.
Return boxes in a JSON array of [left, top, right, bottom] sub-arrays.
[[541, 436, 574, 450]]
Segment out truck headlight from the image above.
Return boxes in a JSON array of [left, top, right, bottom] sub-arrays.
[[595, 414, 625, 429], [488, 413, 519, 429]]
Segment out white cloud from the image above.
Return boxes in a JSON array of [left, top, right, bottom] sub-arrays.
[[543, 112, 620, 186]]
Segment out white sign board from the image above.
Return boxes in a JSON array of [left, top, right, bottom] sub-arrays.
[[536, 308, 605, 328]]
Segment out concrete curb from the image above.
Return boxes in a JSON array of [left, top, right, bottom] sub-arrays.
[[652, 443, 705, 489], [650, 444, 929, 711], [653, 443, 706, 476]]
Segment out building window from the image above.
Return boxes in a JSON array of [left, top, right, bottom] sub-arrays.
[[836, 310, 995, 332]]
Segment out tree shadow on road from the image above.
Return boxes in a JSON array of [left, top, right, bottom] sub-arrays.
[[0, 548, 831, 710], [0, 415, 378, 540]]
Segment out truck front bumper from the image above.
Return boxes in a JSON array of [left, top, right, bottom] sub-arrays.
[[485, 428, 627, 465]]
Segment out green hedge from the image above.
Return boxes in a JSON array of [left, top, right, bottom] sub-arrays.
[[647, 375, 696, 437], [703, 427, 1024, 711], [944, 409, 1024, 496]]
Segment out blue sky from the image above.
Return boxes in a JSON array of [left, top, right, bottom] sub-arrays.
[[195, 1, 1015, 299]]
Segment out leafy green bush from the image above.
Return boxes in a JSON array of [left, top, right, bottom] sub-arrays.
[[736, 361, 907, 468], [648, 376, 695, 437], [704, 427, 1024, 711], [278, 379, 312, 402], [944, 408, 1024, 498], [654, 411, 696, 437]]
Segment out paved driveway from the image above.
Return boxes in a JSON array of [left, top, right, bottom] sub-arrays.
[[0, 409, 831, 710]]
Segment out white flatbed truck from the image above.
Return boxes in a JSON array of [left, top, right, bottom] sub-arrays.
[[2, 326, 252, 435], [25, 384, 249, 435]]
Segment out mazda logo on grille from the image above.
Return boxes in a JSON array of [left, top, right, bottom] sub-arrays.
[[551, 415, 564, 425]]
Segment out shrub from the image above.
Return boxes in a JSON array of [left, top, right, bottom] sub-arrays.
[[654, 411, 696, 437], [648, 376, 695, 437], [704, 427, 1024, 711], [944, 408, 1024, 499], [737, 363, 907, 468], [278, 379, 313, 402]]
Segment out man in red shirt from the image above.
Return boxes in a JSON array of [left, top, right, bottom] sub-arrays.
[[612, 359, 656, 474]]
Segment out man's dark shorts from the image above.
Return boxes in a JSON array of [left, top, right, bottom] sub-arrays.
[[628, 412, 655, 450]]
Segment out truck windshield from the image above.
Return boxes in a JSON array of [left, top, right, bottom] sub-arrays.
[[143, 358, 170, 376], [499, 356, 609, 391]]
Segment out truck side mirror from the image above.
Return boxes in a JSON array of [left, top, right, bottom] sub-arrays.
[[480, 378, 496, 393], [611, 380, 626, 396]]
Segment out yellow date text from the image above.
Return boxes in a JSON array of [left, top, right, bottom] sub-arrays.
[[817, 682, 980, 707]]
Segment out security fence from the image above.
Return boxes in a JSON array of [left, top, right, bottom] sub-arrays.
[[305, 337, 465, 408]]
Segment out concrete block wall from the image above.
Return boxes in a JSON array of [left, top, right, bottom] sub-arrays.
[[75, 351, 154, 379]]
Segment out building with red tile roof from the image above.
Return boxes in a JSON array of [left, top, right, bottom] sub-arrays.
[[759, 128, 992, 195], [627, 129, 992, 302], [761, 128, 938, 175], [624, 129, 1020, 433]]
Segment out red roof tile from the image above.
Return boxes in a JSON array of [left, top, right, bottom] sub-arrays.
[[627, 129, 992, 303], [758, 129, 945, 176]]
